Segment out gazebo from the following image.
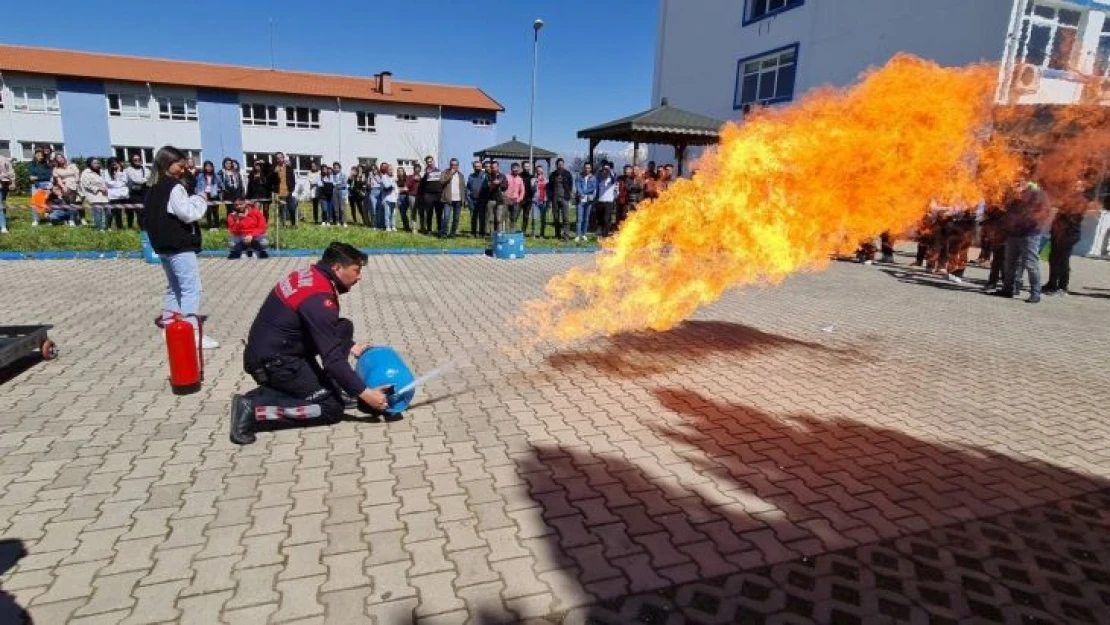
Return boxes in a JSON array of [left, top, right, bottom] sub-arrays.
[[576, 98, 725, 175], [474, 136, 559, 169]]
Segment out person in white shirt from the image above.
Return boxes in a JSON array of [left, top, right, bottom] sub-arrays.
[[79, 158, 110, 232], [143, 146, 219, 350], [379, 163, 399, 232]]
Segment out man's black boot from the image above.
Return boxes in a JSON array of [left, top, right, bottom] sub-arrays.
[[229, 394, 257, 445]]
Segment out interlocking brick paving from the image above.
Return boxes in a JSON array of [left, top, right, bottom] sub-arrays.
[[0, 250, 1107, 624]]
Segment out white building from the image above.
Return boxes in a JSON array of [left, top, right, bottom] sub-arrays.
[[652, 0, 1110, 253], [0, 44, 502, 178]]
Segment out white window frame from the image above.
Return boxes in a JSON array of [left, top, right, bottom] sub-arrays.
[[157, 96, 198, 122], [241, 103, 279, 127], [471, 118, 493, 127], [287, 154, 321, 178], [113, 146, 155, 169], [20, 142, 65, 161], [107, 93, 152, 119], [1017, 1, 1083, 71], [747, 0, 803, 24], [356, 111, 377, 133], [285, 106, 321, 130], [395, 113, 418, 122], [11, 86, 60, 114], [735, 45, 798, 111]]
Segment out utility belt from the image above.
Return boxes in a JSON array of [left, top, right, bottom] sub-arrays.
[[246, 354, 299, 386]]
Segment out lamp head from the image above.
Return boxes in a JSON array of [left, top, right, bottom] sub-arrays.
[[534, 19, 544, 32]]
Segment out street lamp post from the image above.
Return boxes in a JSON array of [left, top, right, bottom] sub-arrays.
[[529, 19, 544, 170]]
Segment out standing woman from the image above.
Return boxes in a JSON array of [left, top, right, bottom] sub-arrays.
[[397, 167, 411, 232], [379, 163, 398, 232], [348, 165, 365, 226], [79, 158, 110, 232], [318, 165, 335, 226], [197, 161, 220, 230], [332, 161, 348, 227], [144, 146, 219, 350], [105, 158, 130, 229], [218, 158, 243, 223]]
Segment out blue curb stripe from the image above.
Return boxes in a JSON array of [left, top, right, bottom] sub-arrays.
[[0, 246, 599, 260]]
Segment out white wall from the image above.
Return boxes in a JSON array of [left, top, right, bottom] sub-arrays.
[[239, 93, 441, 170], [0, 74, 64, 156], [103, 82, 202, 154], [651, 0, 1015, 163]]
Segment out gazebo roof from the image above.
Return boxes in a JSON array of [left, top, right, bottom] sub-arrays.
[[474, 136, 558, 160], [577, 98, 725, 145]]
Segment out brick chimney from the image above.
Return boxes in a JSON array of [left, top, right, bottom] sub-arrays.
[[377, 71, 393, 96]]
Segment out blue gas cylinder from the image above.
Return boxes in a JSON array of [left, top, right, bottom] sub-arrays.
[[355, 346, 416, 414], [493, 231, 525, 259]]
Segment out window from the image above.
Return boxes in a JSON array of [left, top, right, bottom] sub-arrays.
[[0, 141, 9, 158], [113, 147, 155, 168], [1018, 2, 1082, 71], [288, 154, 321, 177], [356, 111, 377, 133], [107, 93, 152, 119], [244, 152, 272, 168], [285, 106, 321, 129], [1095, 18, 1110, 76], [241, 103, 279, 126], [11, 86, 60, 113], [395, 113, 417, 122], [358, 157, 379, 168], [471, 118, 493, 127], [396, 159, 418, 170], [20, 142, 65, 160], [735, 44, 798, 110], [746, 0, 803, 25], [158, 96, 198, 121], [0, 90, 4, 109]]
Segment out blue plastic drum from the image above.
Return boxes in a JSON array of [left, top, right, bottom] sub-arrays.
[[355, 346, 416, 414]]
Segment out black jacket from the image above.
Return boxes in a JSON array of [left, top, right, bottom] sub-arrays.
[[478, 171, 507, 204], [144, 178, 201, 254], [549, 168, 574, 201], [244, 263, 366, 397]]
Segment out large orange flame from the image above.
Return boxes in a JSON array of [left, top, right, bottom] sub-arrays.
[[522, 54, 1025, 343]]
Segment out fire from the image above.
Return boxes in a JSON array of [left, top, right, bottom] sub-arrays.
[[522, 54, 1023, 343]]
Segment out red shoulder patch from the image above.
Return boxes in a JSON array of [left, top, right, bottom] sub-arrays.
[[274, 267, 336, 311]]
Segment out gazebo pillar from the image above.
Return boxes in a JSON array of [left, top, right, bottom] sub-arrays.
[[675, 144, 688, 176], [588, 138, 600, 166], [632, 141, 640, 168]]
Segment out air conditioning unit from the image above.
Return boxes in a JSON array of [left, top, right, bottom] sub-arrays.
[[1013, 63, 1042, 94]]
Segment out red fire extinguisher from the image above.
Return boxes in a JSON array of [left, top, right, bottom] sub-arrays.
[[158, 313, 204, 395]]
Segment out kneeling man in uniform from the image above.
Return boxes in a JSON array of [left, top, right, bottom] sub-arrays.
[[230, 242, 390, 445]]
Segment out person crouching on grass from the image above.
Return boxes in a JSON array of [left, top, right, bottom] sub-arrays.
[[228, 200, 270, 259], [144, 145, 219, 349]]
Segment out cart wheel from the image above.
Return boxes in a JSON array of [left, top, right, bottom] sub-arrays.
[[41, 340, 58, 361]]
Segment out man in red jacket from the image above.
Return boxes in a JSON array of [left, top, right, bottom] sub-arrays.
[[227, 200, 270, 259]]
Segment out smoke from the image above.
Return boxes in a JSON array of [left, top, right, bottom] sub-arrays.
[[521, 54, 1024, 343]]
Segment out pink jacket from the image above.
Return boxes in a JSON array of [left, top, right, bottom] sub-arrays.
[[504, 174, 525, 204]]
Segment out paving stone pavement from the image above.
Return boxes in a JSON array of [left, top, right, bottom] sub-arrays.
[[0, 250, 1107, 624]]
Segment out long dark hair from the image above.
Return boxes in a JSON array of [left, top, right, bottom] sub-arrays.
[[107, 158, 122, 174], [149, 146, 188, 187]]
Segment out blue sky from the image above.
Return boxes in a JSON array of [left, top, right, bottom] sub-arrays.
[[2, 0, 659, 156]]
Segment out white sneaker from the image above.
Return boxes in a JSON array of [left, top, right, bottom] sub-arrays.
[[31, 221, 38, 227], [946, 274, 963, 284], [200, 335, 220, 350], [66, 220, 75, 227], [0, 227, 7, 234], [343, 224, 348, 228]]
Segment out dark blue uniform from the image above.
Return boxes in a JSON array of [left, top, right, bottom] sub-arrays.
[[242, 263, 365, 421]]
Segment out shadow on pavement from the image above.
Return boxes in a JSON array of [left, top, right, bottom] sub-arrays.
[[0, 539, 31, 624], [876, 267, 989, 293], [546, 320, 865, 379], [0, 355, 46, 387], [500, 387, 1108, 623]]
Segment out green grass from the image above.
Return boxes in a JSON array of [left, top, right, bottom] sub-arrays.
[[0, 198, 594, 252]]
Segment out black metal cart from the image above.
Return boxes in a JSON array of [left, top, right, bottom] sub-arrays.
[[0, 325, 58, 367]]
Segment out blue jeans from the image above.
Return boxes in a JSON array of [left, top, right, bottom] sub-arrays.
[[0, 185, 7, 230], [440, 201, 461, 237], [383, 200, 396, 230], [1004, 234, 1042, 297], [576, 201, 593, 238], [370, 188, 384, 228], [333, 190, 347, 225], [91, 204, 109, 231], [159, 252, 202, 330], [399, 195, 412, 230], [320, 197, 335, 224]]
